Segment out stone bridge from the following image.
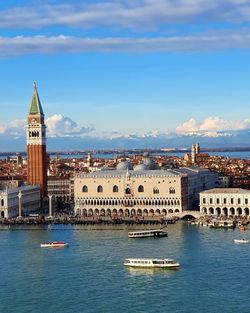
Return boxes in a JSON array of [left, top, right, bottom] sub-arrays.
[[179, 210, 202, 219]]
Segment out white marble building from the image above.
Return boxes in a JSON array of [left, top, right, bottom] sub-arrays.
[[200, 188, 250, 217], [74, 156, 218, 217], [0, 185, 41, 218]]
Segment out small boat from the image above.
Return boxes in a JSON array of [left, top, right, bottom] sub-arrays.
[[124, 258, 180, 269], [40, 241, 69, 248], [128, 229, 168, 238], [238, 224, 246, 231], [234, 239, 249, 244]]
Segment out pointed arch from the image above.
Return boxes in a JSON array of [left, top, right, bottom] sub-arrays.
[[97, 185, 103, 193], [125, 187, 131, 194], [169, 187, 175, 194], [153, 187, 159, 194], [138, 185, 144, 193]]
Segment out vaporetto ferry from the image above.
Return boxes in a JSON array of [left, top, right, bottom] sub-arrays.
[[124, 258, 180, 269], [128, 229, 168, 238]]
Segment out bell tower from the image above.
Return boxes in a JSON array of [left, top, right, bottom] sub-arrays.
[[26, 82, 47, 197]]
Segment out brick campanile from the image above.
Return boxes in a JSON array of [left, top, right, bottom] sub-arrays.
[[26, 82, 47, 197]]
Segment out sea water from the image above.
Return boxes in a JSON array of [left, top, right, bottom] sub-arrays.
[[0, 222, 249, 313]]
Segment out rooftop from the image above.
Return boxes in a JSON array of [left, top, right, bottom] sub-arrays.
[[76, 169, 184, 179], [200, 188, 250, 194]]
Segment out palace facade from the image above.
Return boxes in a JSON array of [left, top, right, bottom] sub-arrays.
[[74, 157, 218, 217]]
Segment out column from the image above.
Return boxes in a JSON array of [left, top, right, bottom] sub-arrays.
[[48, 194, 53, 217], [18, 191, 22, 218]]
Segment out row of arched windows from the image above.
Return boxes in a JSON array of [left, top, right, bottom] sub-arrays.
[[76, 198, 181, 206], [29, 131, 40, 138], [76, 208, 180, 217], [82, 185, 175, 194], [202, 207, 249, 216]]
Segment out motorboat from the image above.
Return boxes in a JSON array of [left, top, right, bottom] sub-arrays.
[[128, 229, 168, 238], [238, 224, 246, 231], [124, 258, 180, 269], [234, 239, 249, 244], [40, 241, 69, 248]]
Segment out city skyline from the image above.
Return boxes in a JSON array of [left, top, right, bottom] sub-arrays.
[[1, 0, 250, 150]]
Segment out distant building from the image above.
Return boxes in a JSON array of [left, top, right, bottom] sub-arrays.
[[184, 143, 210, 165], [0, 185, 41, 218], [26, 82, 47, 197], [218, 176, 230, 188], [177, 166, 218, 210], [16, 154, 23, 166], [200, 188, 250, 217], [0, 178, 23, 190], [74, 155, 218, 217]]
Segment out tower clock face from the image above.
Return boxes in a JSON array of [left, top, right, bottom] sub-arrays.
[[31, 118, 36, 124]]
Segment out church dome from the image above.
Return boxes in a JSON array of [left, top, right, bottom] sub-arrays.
[[116, 160, 133, 171], [143, 157, 157, 170], [134, 164, 149, 171]]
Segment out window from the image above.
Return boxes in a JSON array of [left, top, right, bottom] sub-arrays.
[[238, 198, 241, 205], [223, 198, 227, 204], [217, 198, 220, 204], [210, 198, 213, 204], [113, 185, 119, 193], [82, 185, 88, 193], [169, 187, 175, 194], [1, 199, 4, 207], [125, 187, 131, 194], [231, 198, 234, 204], [97, 185, 103, 193], [203, 198, 206, 204], [138, 185, 144, 193], [153, 187, 159, 194], [245, 199, 248, 205]]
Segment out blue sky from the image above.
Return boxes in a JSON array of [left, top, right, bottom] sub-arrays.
[[0, 0, 250, 150]]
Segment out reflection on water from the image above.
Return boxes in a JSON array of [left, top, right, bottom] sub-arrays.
[[125, 266, 178, 277]]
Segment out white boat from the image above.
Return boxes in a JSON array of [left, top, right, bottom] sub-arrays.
[[40, 241, 69, 248], [128, 229, 168, 238], [124, 258, 180, 269], [234, 239, 249, 244]]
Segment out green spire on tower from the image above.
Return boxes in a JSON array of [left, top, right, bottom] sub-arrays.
[[29, 82, 44, 115]]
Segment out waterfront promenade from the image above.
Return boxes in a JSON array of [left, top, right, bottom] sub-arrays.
[[0, 210, 249, 227]]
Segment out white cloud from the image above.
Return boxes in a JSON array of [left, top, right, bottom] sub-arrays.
[[45, 114, 94, 137], [1, 32, 250, 57], [1, 114, 250, 141], [0, 119, 26, 136], [176, 116, 250, 136], [1, 1, 250, 30], [0, 114, 93, 138]]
